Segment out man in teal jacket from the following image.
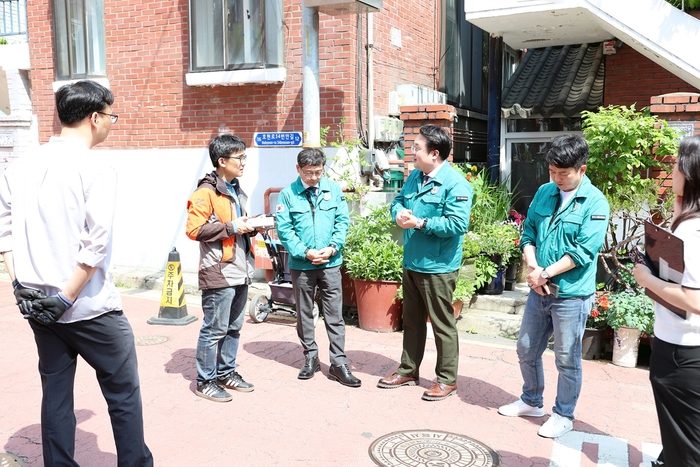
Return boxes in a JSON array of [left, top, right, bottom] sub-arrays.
[[275, 148, 360, 387], [498, 134, 609, 439], [378, 124, 472, 401]]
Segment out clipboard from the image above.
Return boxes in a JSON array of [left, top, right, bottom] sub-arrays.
[[643, 220, 687, 319]]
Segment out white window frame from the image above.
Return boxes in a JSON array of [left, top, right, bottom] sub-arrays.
[[186, 0, 286, 86]]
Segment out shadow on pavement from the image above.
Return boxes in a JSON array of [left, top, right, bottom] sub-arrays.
[[4, 409, 117, 467], [164, 348, 197, 382]]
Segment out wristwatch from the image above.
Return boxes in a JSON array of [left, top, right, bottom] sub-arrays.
[[416, 218, 427, 230], [540, 268, 551, 280]]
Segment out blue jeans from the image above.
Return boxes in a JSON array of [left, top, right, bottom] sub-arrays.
[[516, 292, 594, 419], [196, 285, 248, 384]]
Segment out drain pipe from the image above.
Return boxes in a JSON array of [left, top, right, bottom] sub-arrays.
[[367, 12, 375, 151], [302, 3, 320, 147], [486, 33, 503, 184]]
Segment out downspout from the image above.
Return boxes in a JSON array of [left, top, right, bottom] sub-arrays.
[[367, 12, 374, 151], [487, 34, 503, 184], [302, 3, 320, 147]]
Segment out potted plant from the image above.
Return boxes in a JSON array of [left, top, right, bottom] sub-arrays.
[[582, 292, 610, 360], [472, 222, 520, 294], [343, 204, 404, 332], [606, 290, 655, 367], [452, 275, 475, 319]]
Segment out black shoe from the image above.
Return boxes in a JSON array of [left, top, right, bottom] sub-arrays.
[[195, 380, 232, 402], [328, 363, 361, 388], [218, 371, 254, 392], [298, 356, 321, 380]]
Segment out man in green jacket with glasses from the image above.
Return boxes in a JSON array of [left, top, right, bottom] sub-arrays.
[[378, 124, 473, 401], [276, 147, 361, 388]]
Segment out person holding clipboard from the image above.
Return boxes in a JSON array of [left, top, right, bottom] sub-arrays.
[[634, 135, 700, 467]]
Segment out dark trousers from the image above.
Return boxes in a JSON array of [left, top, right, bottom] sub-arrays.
[[29, 311, 153, 467], [399, 269, 459, 385], [291, 266, 346, 366], [649, 337, 700, 467]]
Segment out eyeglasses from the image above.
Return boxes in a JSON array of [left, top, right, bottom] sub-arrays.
[[301, 169, 324, 178], [410, 145, 426, 154], [96, 111, 118, 124], [226, 154, 247, 162]]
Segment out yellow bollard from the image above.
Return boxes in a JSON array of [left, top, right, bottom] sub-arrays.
[[147, 248, 198, 326]]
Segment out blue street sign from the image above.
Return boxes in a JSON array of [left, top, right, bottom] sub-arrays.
[[254, 131, 303, 147]]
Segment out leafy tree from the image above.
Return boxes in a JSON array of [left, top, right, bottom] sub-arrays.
[[582, 105, 680, 290]]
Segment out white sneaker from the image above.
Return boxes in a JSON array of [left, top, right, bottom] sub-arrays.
[[498, 399, 545, 417], [538, 412, 573, 438]]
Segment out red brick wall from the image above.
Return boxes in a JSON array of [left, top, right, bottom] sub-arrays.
[[400, 104, 456, 177], [27, 0, 440, 149], [604, 44, 699, 108], [648, 93, 700, 194]]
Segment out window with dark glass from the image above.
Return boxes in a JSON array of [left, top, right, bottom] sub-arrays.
[[53, 0, 106, 80], [439, 0, 488, 113], [189, 0, 284, 72]]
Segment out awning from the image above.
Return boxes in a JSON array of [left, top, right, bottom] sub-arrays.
[[501, 43, 604, 119]]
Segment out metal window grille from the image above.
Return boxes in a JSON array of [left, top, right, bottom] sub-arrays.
[[0, 0, 27, 37]]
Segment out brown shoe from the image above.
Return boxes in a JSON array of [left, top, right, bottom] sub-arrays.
[[421, 382, 457, 401], [377, 373, 419, 389]]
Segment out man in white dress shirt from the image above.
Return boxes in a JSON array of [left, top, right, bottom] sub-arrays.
[[0, 81, 153, 466]]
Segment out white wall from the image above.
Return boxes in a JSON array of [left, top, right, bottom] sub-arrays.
[[97, 146, 314, 273], [0, 43, 38, 167]]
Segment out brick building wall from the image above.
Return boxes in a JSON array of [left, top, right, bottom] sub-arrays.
[[648, 92, 700, 193], [400, 104, 456, 176], [27, 0, 439, 149], [604, 43, 700, 108]]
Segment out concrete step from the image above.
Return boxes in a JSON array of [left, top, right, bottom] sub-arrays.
[[456, 283, 530, 339]]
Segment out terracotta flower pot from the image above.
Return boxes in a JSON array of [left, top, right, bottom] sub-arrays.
[[354, 279, 402, 332], [427, 301, 462, 323]]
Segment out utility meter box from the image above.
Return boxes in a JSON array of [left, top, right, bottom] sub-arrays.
[[304, 0, 382, 15]]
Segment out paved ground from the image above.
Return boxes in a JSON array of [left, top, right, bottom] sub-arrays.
[[0, 277, 662, 467]]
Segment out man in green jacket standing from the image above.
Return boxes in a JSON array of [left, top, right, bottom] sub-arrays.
[[498, 134, 609, 438], [378, 124, 472, 401], [275, 148, 361, 387]]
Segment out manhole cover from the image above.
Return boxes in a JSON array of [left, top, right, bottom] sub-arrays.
[[0, 452, 25, 467], [135, 335, 169, 346], [369, 430, 500, 467]]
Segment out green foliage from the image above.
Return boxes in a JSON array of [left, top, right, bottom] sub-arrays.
[[666, 0, 700, 9], [344, 204, 394, 254], [606, 290, 655, 334], [321, 118, 370, 203], [582, 105, 678, 206], [462, 231, 482, 260], [462, 164, 516, 231], [0, 38, 7, 45], [343, 238, 403, 282], [582, 105, 679, 290], [343, 204, 403, 282], [453, 275, 475, 302], [473, 255, 499, 290], [473, 222, 521, 266]]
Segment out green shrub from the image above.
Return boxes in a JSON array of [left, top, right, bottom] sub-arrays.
[[606, 290, 655, 334]]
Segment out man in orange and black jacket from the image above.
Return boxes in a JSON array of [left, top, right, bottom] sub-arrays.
[[186, 134, 256, 403]]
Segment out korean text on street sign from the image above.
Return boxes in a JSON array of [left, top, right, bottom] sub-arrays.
[[254, 131, 303, 147]]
